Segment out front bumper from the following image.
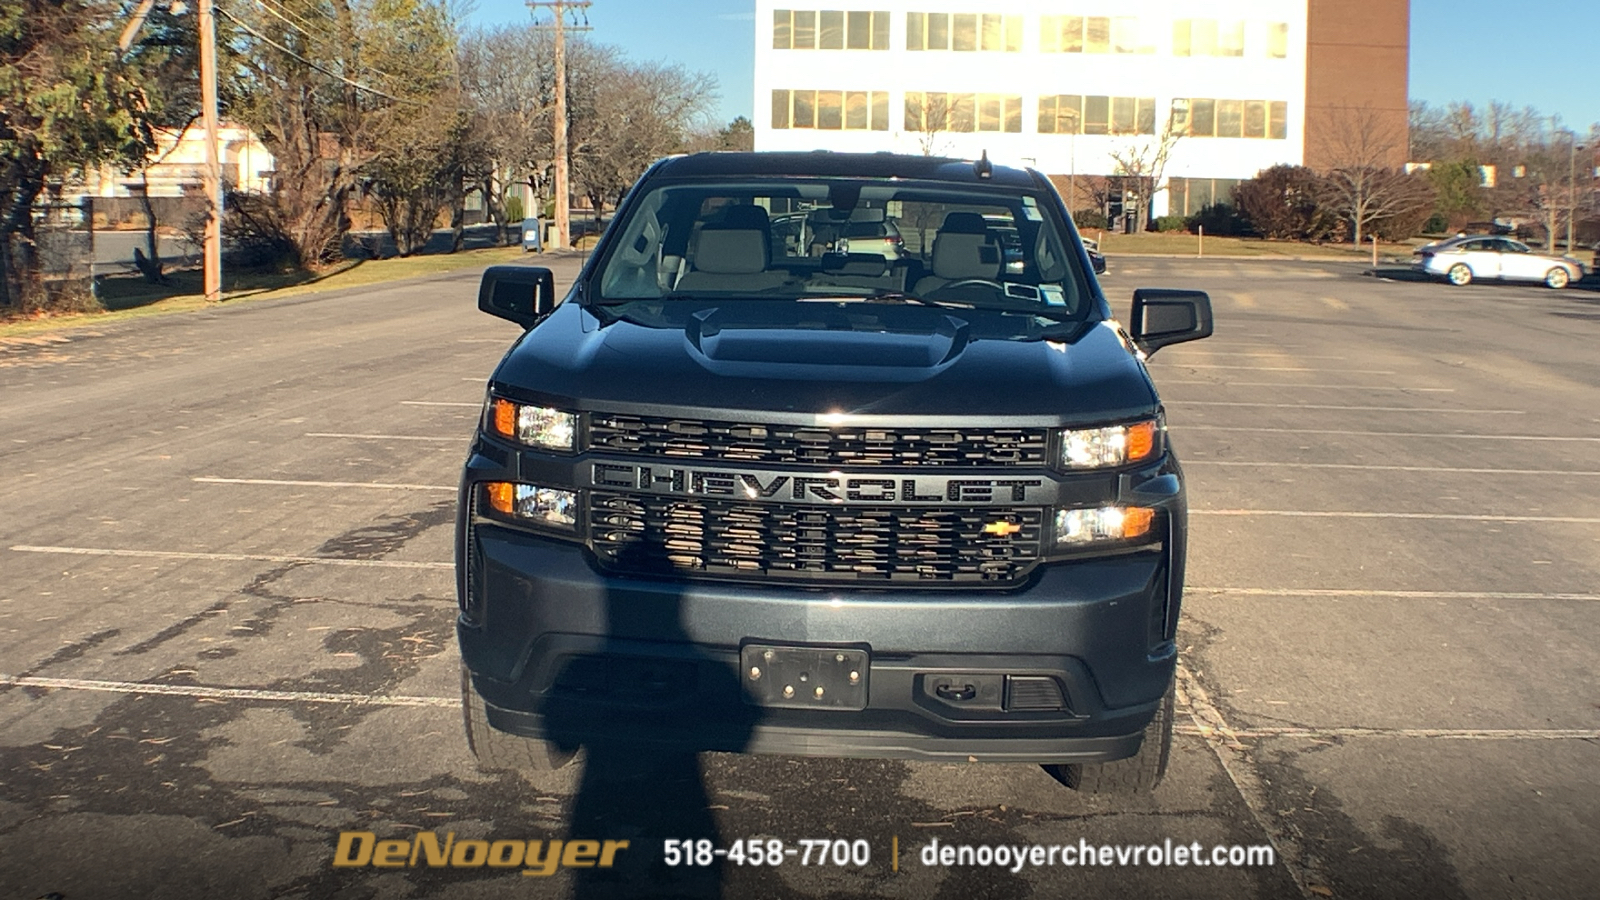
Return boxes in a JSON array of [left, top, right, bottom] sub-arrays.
[[457, 474, 1185, 764]]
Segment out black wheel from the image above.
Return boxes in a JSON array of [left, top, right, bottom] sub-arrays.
[[1446, 263, 1473, 286], [1544, 267, 1570, 289], [461, 666, 575, 772], [1043, 677, 1174, 795]]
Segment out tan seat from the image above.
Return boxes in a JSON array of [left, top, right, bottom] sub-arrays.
[[676, 205, 789, 293], [912, 212, 1002, 296]]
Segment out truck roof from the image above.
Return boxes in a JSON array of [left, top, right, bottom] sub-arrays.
[[652, 151, 1042, 188]]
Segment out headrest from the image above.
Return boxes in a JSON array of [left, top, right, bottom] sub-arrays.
[[940, 212, 988, 234], [716, 204, 771, 233], [693, 229, 768, 274], [932, 233, 1000, 280]]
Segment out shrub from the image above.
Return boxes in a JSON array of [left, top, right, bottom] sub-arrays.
[[1073, 208, 1108, 231], [1151, 214, 1188, 233], [1231, 165, 1336, 241], [1185, 203, 1248, 237], [187, 190, 302, 270], [504, 195, 524, 224]]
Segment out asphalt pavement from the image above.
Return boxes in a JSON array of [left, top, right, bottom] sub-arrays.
[[1, 254, 1597, 899]]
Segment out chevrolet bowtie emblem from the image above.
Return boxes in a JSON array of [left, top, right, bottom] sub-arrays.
[[982, 520, 1022, 536]]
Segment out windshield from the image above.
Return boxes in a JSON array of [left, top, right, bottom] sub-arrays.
[[593, 178, 1092, 318]]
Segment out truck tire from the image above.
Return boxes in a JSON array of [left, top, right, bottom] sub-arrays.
[[461, 666, 576, 772], [1043, 677, 1174, 795]]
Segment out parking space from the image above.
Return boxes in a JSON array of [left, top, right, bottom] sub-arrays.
[[1, 255, 1596, 898]]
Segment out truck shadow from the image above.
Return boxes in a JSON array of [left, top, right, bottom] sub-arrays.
[[539, 578, 761, 899]]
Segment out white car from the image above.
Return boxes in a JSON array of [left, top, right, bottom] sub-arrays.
[[1414, 235, 1584, 289]]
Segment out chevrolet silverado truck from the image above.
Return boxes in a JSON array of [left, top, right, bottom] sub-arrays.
[[456, 152, 1212, 794]]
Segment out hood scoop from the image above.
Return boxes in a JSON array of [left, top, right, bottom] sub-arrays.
[[684, 307, 969, 381]]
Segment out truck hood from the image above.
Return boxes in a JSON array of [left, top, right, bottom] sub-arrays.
[[490, 301, 1159, 425]]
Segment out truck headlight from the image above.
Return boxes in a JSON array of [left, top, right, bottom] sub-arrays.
[[1059, 419, 1159, 469], [489, 398, 576, 451], [484, 482, 577, 530], [1055, 506, 1155, 545]]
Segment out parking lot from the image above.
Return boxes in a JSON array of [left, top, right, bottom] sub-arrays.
[[1, 254, 1597, 899]]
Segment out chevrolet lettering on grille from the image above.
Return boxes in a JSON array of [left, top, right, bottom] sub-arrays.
[[589, 462, 1043, 505]]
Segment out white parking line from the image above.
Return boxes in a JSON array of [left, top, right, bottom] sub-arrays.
[[1184, 461, 1600, 476], [1193, 509, 1600, 524], [1176, 663, 1319, 899], [305, 432, 463, 442], [1158, 381, 1455, 392], [0, 673, 458, 708], [402, 401, 481, 408], [1184, 425, 1599, 441], [1169, 401, 1523, 414], [9, 545, 453, 569], [1189, 586, 1600, 601], [1175, 724, 1600, 740], [193, 476, 453, 491]]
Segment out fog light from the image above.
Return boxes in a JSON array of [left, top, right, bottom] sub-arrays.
[[485, 482, 577, 530], [1055, 506, 1155, 545]]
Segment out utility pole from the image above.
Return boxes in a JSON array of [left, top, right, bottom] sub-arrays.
[[198, 0, 223, 300], [528, 0, 591, 251], [1568, 136, 1585, 254], [120, 0, 222, 300]]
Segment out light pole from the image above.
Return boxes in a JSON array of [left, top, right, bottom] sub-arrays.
[[1055, 107, 1080, 212]]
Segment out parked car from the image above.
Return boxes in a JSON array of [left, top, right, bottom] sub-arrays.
[[772, 208, 906, 260], [1083, 237, 1108, 275], [520, 217, 543, 253], [458, 151, 1214, 795], [1413, 235, 1584, 288]]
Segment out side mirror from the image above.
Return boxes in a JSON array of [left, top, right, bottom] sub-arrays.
[[478, 265, 557, 329], [1130, 288, 1212, 356]]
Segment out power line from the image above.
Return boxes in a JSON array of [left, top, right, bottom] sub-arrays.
[[233, 0, 410, 96], [213, 3, 418, 105]]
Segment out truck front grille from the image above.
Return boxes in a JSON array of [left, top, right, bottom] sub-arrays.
[[589, 491, 1044, 585], [589, 414, 1048, 468]]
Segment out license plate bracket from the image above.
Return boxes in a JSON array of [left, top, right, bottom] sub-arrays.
[[740, 644, 868, 710]]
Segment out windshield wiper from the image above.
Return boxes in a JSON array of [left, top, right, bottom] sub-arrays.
[[846, 291, 975, 310]]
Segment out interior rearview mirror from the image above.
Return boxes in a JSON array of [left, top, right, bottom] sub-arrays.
[[479, 265, 557, 329], [1129, 288, 1213, 356]]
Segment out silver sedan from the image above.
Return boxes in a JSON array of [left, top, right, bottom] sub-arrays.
[[1414, 235, 1585, 289]]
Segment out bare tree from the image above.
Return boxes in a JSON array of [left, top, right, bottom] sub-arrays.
[[1313, 106, 1433, 244], [1107, 114, 1182, 232], [905, 92, 957, 157], [570, 59, 717, 214]]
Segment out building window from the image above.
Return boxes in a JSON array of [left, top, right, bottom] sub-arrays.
[[907, 12, 1021, 51], [1042, 15, 1149, 54], [1173, 19, 1244, 57], [773, 89, 889, 130], [1267, 22, 1288, 58], [1175, 98, 1289, 139], [1037, 95, 1083, 133], [906, 92, 1022, 132], [1038, 95, 1155, 135], [1269, 101, 1288, 139], [1168, 177, 1244, 216], [774, 10, 890, 49]]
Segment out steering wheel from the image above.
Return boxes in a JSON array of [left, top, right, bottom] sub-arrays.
[[930, 278, 1005, 296]]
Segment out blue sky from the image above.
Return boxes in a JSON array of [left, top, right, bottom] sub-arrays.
[[465, 0, 1600, 134]]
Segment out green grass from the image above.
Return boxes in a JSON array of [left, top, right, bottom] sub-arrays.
[[1087, 231, 1419, 260], [0, 244, 526, 340]]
